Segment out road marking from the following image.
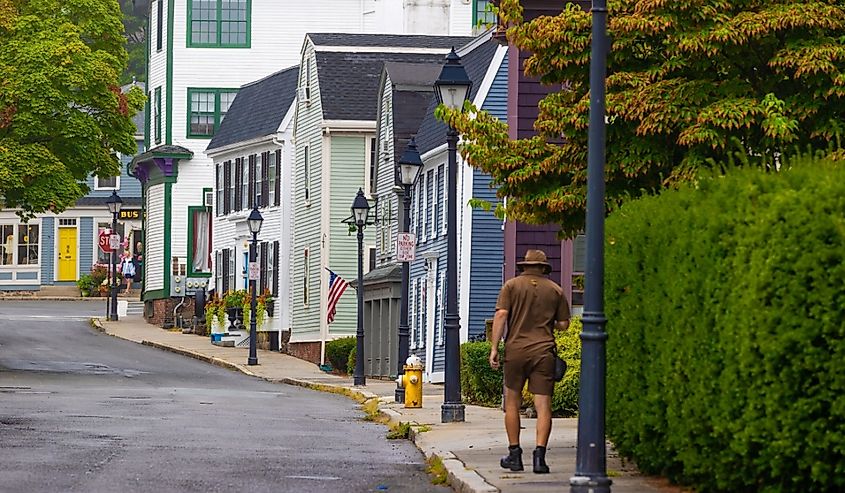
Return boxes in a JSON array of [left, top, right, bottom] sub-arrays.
[[285, 475, 342, 481]]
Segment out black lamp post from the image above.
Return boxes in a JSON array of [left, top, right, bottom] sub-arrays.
[[570, 0, 612, 491], [247, 207, 263, 366], [394, 138, 423, 403], [434, 47, 472, 423], [351, 188, 371, 386], [106, 191, 123, 321]]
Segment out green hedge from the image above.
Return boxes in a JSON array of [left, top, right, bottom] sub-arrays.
[[460, 318, 582, 416], [605, 159, 845, 492], [325, 337, 355, 374]]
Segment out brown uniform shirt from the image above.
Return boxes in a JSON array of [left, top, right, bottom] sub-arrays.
[[496, 272, 570, 356]]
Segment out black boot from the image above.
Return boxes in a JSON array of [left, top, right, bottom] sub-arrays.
[[500, 445, 524, 471], [533, 446, 549, 474]]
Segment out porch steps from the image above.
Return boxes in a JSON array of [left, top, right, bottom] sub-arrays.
[[126, 301, 144, 316]]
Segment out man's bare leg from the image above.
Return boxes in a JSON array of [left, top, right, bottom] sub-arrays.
[[533, 393, 552, 447], [504, 386, 522, 446]]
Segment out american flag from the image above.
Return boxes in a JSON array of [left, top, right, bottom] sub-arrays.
[[326, 268, 349, 324]]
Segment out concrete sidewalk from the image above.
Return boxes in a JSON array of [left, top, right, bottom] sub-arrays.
[[95, 316, 682, 493]]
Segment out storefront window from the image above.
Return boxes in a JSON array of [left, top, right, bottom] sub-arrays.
[[16, 224, 39, 265], [1, 225, 13, 265]]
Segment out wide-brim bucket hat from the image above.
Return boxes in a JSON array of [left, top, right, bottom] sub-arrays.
[[516, 249, 552, 274]]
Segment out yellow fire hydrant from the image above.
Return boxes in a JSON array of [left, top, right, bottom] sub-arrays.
[[396, 354, 424, 408]]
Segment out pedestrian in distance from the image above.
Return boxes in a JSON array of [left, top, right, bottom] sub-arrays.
[[489, 249, 571, 474], [120, 250, 136, 296]]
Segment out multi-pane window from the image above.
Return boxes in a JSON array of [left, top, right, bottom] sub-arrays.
[[227, 248, 236, 293], [474, 0, 496, 26], [154, 87, 162, 144], [189, 0, 250, 47], [16, 224, 39, 265], [241, 157, 249, 210], [409, 279, 417, 349], [0, 225, 14, 265], [187, 88, 237, 138], [426, 169, 434, 240], [436, 165, 444, 235], [0, 224, 40, 265], [255, 153, 263, 207], [267, 151, 277, 207], [215, 251, 223, 292], [436, 269, 444, 346], [416, 172, 425, 238]]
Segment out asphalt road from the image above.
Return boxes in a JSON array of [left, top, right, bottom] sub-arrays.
[[0, 301, 446, 493]]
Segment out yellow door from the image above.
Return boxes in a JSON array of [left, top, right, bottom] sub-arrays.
[[57, 227, 77, 281]]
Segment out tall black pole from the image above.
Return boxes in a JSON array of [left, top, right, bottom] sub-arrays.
[[109, 213, 119, 321], [570, 0, 611, 491], [396, 184, 412, 403], [247, 232, 258, 366], [354, 223, 366, 386], [441, 126, 464, 423]]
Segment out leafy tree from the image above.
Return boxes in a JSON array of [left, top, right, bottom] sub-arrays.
[[0, 0, 145, 217], [440, 0, 845, 237], [119, 0, 147, 84]]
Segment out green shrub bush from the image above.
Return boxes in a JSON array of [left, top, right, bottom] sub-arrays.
[[604, 158, 845, 492], [325, 337, 355, 374], [461, 317, 582, 416], [347, 346, 356, 375]]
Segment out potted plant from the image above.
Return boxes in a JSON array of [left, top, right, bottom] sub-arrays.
[[223, 290, 247, 331], [76, 274, 94, 297]]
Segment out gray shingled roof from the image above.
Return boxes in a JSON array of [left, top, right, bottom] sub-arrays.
[[309, 33, 473, 49], [381, 62, 442, 165], [415, 39, 500, 155], [318, 52, 458, 121], [207, 66, 299, 151]]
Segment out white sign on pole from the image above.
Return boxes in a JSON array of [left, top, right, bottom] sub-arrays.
[[396, 233, 417, 262], [109, 234, 121, 250], [248, 262, 259, 281]]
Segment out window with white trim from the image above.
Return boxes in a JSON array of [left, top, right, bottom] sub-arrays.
[[417, 172, 425, 240], [426, 169, 434, 240], [303, 248, 309, 306], [267, 151, 277, 207], [409, 278, 417, 350], [419, 276, 426, 348], [303, 145, 310, 203], [215, 251, 223, 292], [241, 156, 249, 210], [215, 163, 223, 217], [255, 153, 264, 207], [436, 269, 444, 346], [436, 164, 445, 236], [95, 175, 119, 190]]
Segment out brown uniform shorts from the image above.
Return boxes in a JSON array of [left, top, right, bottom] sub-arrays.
[[503, 350, 555, 396]]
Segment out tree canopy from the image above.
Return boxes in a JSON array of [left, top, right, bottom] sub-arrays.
[[441, 0, 845, 237], [0, 0, 144, 217]]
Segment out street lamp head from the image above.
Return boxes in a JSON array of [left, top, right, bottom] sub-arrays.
[[247, 207, 263, 235], [434, 47, 472, 111], [351, 188, 370, 227], [397, 137, 423, 186], [106, 190, 123, 214]]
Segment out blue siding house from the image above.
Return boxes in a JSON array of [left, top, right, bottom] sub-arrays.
[[407, 34, 507, 382], [0, 83, 145, 292]]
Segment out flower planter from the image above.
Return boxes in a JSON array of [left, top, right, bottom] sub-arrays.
[[226, 307, 244, 332]]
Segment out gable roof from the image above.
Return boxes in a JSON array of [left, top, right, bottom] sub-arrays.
[[309, 33, 474, 122], [379, 62, 442, 165], [415, 38, 501, 155], [206, 65, 299, 152], [308, 33, 473, 49]]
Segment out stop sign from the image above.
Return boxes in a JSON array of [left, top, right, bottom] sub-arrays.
[[98, 230, 112, 253]]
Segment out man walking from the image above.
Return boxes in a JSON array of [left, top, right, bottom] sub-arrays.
[[489, 249, 571, 473]]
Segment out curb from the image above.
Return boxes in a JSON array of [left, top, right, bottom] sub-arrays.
[[89, 317, 499, 493]]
